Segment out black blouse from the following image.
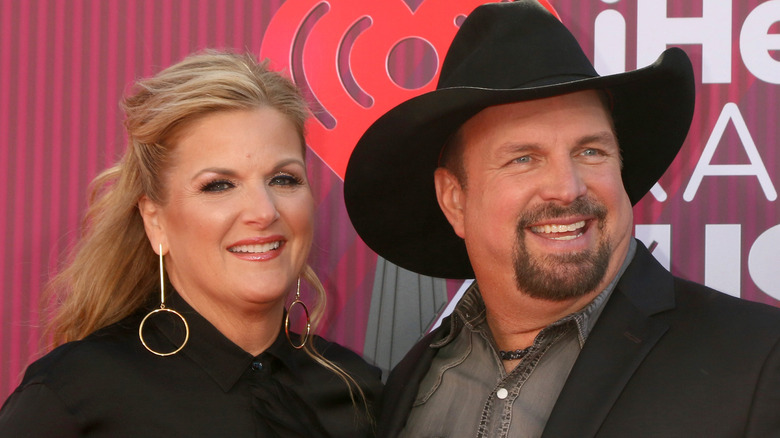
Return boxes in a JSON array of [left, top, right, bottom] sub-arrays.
[[0, 293, 382, 437]]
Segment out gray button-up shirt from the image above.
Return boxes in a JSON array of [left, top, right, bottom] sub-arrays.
[[400, 239, 637, 438]]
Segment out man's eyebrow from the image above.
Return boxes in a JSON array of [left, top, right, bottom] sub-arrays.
[[577, 131, 618, 147], [494, 131, 617, 156], [495, 142, 541, 156]]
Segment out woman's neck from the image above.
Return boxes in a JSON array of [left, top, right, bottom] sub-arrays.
[[177, 288, 286, 356]]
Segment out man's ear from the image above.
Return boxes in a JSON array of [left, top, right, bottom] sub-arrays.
[[137, 195, 167, 255], [434, 167, 466, 239]]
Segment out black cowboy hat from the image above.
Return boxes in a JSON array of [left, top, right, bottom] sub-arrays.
[[344, 0, 695, 279]]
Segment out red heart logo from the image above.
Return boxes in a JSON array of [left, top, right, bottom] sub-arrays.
[[261, 0, 558, 179]]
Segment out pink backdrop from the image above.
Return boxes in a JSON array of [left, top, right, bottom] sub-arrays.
[[1, 0, 778, 401]]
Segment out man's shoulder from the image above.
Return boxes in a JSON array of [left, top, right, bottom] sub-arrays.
[[621, 242, 780, 333], [385, 326, 444, 387], [670, 276, 780, 333], [379, 327, 446, 437]]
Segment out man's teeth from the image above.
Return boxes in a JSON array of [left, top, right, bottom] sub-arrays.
[[530, 220, 586, 234], [229, 241, 281, 253]]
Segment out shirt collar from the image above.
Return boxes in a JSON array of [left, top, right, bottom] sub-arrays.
[[435, 238, 637, 349], [149, 291, 296, 393]]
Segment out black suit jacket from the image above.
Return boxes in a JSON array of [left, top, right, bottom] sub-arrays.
[[379, 242, 780, 437]]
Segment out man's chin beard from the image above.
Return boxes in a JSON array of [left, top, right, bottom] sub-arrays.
[[513, 239, 611, 301], [512, 198, 611, 301]]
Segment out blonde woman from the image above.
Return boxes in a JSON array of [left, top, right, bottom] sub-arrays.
[[0, 51, 381, 437]]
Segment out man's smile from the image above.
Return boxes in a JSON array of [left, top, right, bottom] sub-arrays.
[[529, 220, 586, 240]]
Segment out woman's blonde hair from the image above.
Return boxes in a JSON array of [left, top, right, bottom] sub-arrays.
[[47, 50, 308, 343], [45, 51, 369, 414]]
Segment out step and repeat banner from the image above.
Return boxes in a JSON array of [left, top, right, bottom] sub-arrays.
[[1, 0, 778, 400]]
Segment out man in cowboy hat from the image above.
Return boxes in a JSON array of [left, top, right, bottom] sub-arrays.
[[345, 1, 780, 437]]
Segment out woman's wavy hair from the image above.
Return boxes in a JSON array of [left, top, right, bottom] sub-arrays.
[[45, 50, 370, 415]]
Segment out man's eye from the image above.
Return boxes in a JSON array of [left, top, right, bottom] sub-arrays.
[[200, 180, 235, 192], [513, 156, 532, 164], [582, 148, 600, 156]]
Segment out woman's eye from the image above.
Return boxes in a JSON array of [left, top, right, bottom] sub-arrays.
[[270, 173, 304, 187], [200, 179, 235, 192]]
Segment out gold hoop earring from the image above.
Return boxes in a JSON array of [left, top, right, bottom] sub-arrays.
[[285, 277, 310, 349], [138, 244, 190, 356]]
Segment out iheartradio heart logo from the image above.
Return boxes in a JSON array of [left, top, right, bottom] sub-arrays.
[[260, 0, 558, 179]]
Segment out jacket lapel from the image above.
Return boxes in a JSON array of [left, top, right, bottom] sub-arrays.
[[379, 324, 449, 438], [541, 243, 675, 438]]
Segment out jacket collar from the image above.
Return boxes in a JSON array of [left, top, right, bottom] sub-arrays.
[[541, 240, 675, 438]]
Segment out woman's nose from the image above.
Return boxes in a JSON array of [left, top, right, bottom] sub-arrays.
[[243, 186, 280, 227]]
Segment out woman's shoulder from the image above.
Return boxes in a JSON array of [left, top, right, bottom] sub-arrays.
[[19, 316, 141, 390], [0, 316, 144, 433], [291, 336, 383, 437], [307, 335, 383, 386]]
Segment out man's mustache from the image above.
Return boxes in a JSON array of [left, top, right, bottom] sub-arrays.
[[516, 197, 608, 230]]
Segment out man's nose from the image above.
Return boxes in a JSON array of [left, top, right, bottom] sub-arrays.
[[537, 158, 587, 204]]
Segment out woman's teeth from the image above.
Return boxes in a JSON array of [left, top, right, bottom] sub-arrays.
[[228, 241, 281, 253]]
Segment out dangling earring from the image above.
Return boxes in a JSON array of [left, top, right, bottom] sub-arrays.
[[138, 244, 190, 356], [284, 277, 310, 349]]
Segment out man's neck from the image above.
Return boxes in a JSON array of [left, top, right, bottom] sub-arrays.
[[482, 287, 602, 352], [478, 238, 636, 352]]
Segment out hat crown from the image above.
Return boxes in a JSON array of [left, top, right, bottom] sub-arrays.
[[439, 1, 598, 90]]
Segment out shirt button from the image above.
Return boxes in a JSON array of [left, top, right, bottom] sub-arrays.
[[496, 388, 508, 399], [251, 361, 263, 371]]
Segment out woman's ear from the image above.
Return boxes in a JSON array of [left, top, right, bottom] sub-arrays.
[[434, 167, 466, 239], [138, 195, 167, 254]]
